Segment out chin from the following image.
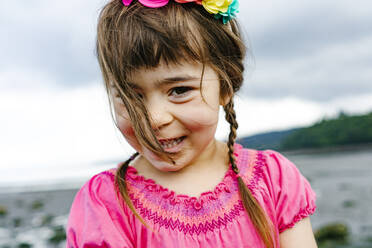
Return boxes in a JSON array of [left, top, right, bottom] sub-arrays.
[[148, 159, 186, 172], [142, 148, 185, 172]]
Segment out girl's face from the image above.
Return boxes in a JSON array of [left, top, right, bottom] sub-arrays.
[[111, 61, 226, 172]]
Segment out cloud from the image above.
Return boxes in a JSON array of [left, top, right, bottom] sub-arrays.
[[2, 0, 372, 103], [239, 0, 372, 101], [0, 84, 131, 169], [241, 1, 372, 58], [242, 36, 372, 101], [0, 1, 103, 89], [215, 93, 372, 145]]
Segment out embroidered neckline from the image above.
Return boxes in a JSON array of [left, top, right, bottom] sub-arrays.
[[105, 146, 270, 235], [125, 143, 243, 211]]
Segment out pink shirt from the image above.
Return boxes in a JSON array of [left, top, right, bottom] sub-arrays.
[[66, 144, 316, 247]]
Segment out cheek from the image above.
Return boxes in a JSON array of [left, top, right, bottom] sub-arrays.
[[177, 82, 221, 130], [116, 114, 143, 152], [176, 102, 220, 131], [118, 118, 135, 136], [113, 102, 133, 136]]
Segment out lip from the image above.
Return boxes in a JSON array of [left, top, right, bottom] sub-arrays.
[[160, 136, 186, 153]]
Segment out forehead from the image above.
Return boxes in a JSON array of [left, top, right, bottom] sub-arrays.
[[126, 61, 218, 87], [131, 61, 200, 79]]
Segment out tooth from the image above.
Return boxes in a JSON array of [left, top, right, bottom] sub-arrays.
[[160, 137, 184, 149]]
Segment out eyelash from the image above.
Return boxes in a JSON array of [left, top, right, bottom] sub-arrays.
[[169, 86, 193, 98], [115, 86, 193, 99]]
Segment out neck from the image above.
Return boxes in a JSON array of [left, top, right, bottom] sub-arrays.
[[179, 139, 229, 174], [134, 140, 230, 179]]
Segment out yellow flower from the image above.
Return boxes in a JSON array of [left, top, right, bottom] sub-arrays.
[[202, 0, 233, 14]]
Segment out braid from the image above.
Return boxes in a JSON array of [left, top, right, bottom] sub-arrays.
[[223, 99, 275, 248], [223, 100, 239, 174], [115, 152, 153, 230]]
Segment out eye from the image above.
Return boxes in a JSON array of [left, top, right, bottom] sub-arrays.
[[169, 86, 193, 98], [135, 92, 144, 99]]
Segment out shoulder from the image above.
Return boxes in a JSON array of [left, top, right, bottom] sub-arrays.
[[68, 168, 121, 218], [236, 145, 304, 186], [236, 146, 313, 197], [254, 149, 313, 198], [78, 169, 118, 201], [66, 168, 136, 247], [237, 145, 317, 232]]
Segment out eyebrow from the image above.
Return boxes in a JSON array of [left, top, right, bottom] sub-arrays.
[[128, 76, 200, 89]]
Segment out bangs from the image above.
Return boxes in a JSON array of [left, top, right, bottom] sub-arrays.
[[105, 2, 209, 79]]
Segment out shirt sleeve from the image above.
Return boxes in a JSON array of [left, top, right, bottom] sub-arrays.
[[66, 171, 134, 248], [263, 150, 317, 233]]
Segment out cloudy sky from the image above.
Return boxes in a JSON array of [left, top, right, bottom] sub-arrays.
[[1, 0, 372, 186]]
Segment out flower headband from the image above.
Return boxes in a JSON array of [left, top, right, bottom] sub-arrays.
[[122, 0, 239, 24]]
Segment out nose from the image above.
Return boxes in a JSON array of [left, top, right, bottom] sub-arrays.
[[146, 99, 173, 131]]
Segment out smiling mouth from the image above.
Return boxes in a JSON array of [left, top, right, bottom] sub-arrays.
[[158, 136, 186, 150]]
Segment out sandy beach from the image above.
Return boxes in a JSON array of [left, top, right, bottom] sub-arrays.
[[0, 188, 78, 247]]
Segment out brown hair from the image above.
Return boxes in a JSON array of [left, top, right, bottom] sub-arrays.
[[96, 1, 274, 247]]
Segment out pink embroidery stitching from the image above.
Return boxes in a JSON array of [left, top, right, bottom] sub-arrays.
[[245, 151, 265, 197], [104, 145, 266, 235], [125, 144, 243, 211], [131, 194, 245, 235]]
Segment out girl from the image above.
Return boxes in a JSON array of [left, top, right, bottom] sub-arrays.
[[66, 0, 317, 247]]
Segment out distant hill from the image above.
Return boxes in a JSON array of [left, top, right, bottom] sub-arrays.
[[237, 128, 299, 150], [237, 111, 372, 151], [280, 112, 372, 150]]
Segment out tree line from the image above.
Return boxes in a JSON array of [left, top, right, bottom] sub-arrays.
[[280, 112, 372, 150]]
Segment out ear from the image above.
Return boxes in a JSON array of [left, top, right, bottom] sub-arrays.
[[220, 92, 233, 106]]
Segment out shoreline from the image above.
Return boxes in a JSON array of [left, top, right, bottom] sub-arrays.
[[282, 143, 372, 155], [1, 147, 372, 247], [0, 188, 78, 221], [0, 182, 83, 194]]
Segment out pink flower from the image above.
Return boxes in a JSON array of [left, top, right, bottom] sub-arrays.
[[174, 0, 202, 4], [122, 0, 132, 6], [122, 0, 169, 8], [122, 0, 239, 24]]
